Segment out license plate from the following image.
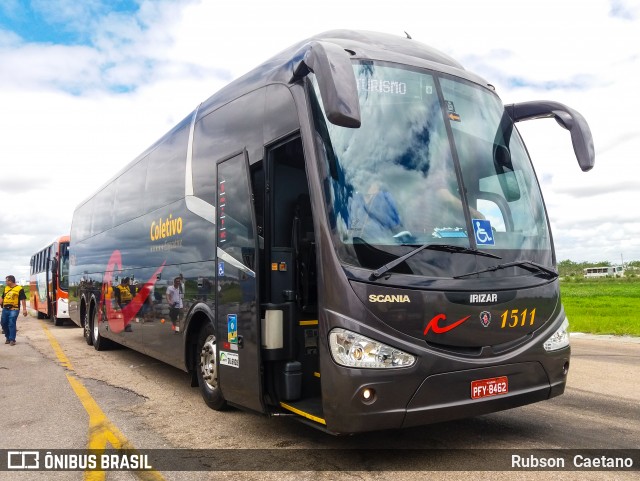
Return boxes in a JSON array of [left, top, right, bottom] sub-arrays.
[[471, 376, 508, 399]]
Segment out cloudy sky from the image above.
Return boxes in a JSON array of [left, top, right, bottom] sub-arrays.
[[1, 0, 639, 282]]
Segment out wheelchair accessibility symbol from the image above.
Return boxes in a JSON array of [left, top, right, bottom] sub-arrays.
[[473, 219, 495, 246]]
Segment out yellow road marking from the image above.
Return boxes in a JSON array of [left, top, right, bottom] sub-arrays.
[[40, 321, 166, 481], [41, 320, 73, 370]]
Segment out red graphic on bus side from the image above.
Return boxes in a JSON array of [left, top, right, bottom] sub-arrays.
[[100, 250, 166, 333]]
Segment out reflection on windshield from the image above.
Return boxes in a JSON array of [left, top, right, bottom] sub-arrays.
[[325, 64, 467, 245], [440, 78, 550, 250], [311, 61, 552, 277]]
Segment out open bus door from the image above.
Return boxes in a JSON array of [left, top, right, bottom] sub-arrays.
[[49, 247, 63, 325], [46, 245, 55, 318], [215, 151, 264, 413], [263, 136, 324, 424]]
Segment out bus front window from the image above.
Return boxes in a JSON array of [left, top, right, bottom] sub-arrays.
[[311, 61, 553, 278], [60, 243, 70, 291], [440, 77, 551, 254]]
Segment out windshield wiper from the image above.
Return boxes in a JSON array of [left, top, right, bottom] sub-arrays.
[[453, 260, 558, 279], [369, 244, 501, 281]]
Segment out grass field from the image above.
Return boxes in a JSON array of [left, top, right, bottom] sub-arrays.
[[560, 277, 640, 336]]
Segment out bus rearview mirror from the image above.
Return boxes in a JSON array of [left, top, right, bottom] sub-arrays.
[[292, 41, 361, 128], [505, 100, 595, 172]]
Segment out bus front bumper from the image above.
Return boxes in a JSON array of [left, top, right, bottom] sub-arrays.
[[402, 361, 562, 427], [322, 357, 569, 434]]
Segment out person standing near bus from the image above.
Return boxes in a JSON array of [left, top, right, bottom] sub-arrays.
[[166, 276, 183, 333], [1, 275, 28, 345]]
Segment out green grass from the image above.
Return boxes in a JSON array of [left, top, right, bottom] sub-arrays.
[[560, 277, 640, 336]]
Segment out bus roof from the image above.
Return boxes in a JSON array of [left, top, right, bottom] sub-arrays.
[[195, 29, 488, 120], [73, 30, 490, 213], [36, 235, 70, 251]]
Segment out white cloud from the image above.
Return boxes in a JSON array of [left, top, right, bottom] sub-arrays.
[[0, 43, 100, 91], [1, 0, 639, 281]]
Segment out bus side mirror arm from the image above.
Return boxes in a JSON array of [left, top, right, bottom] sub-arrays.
[[505, 101, 595, 172], [292, 41, 361, 128]]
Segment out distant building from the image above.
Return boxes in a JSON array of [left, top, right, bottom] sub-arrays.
[[583, 265, 625, 278]]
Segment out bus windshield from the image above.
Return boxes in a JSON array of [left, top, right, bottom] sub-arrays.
[[312, 61, 552, 278], [60, 242, 70, 291]]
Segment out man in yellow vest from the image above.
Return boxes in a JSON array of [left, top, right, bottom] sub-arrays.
[[114, 277, 134, 332], [1, 275, 28, 346], [115, 277, 133, 308]]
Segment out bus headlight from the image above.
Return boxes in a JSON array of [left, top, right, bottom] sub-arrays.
[[544, 318, 570, 351], [329, 328, 416, 368]]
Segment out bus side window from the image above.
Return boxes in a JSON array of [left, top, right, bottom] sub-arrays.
[[144, 125, 189, 213], [113, 157, 148, 228]]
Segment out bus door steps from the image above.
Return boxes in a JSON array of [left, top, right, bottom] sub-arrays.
[[279, 397, 325, 426]]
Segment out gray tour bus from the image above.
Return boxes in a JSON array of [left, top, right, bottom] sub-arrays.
[[69, 30, 594, 434]]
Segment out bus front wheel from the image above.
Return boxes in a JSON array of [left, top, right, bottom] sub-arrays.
[[196, 323, 227, 411]]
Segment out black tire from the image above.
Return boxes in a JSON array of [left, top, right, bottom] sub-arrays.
[[196, 323, 227, 410], [52, 312, 64, 327], [91, 307, 112, 351], [83, 308, 93, 345]]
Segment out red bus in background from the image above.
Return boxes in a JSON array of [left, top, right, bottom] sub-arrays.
[[29, 235, 70, 326]]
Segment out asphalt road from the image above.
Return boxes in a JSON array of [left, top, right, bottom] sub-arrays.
[[1, 315, 638, 481]]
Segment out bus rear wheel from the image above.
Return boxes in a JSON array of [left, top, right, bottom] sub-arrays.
[[91, 308, 112, 351], [83, 309, 93, 345], [196, 323, 227, 410]]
